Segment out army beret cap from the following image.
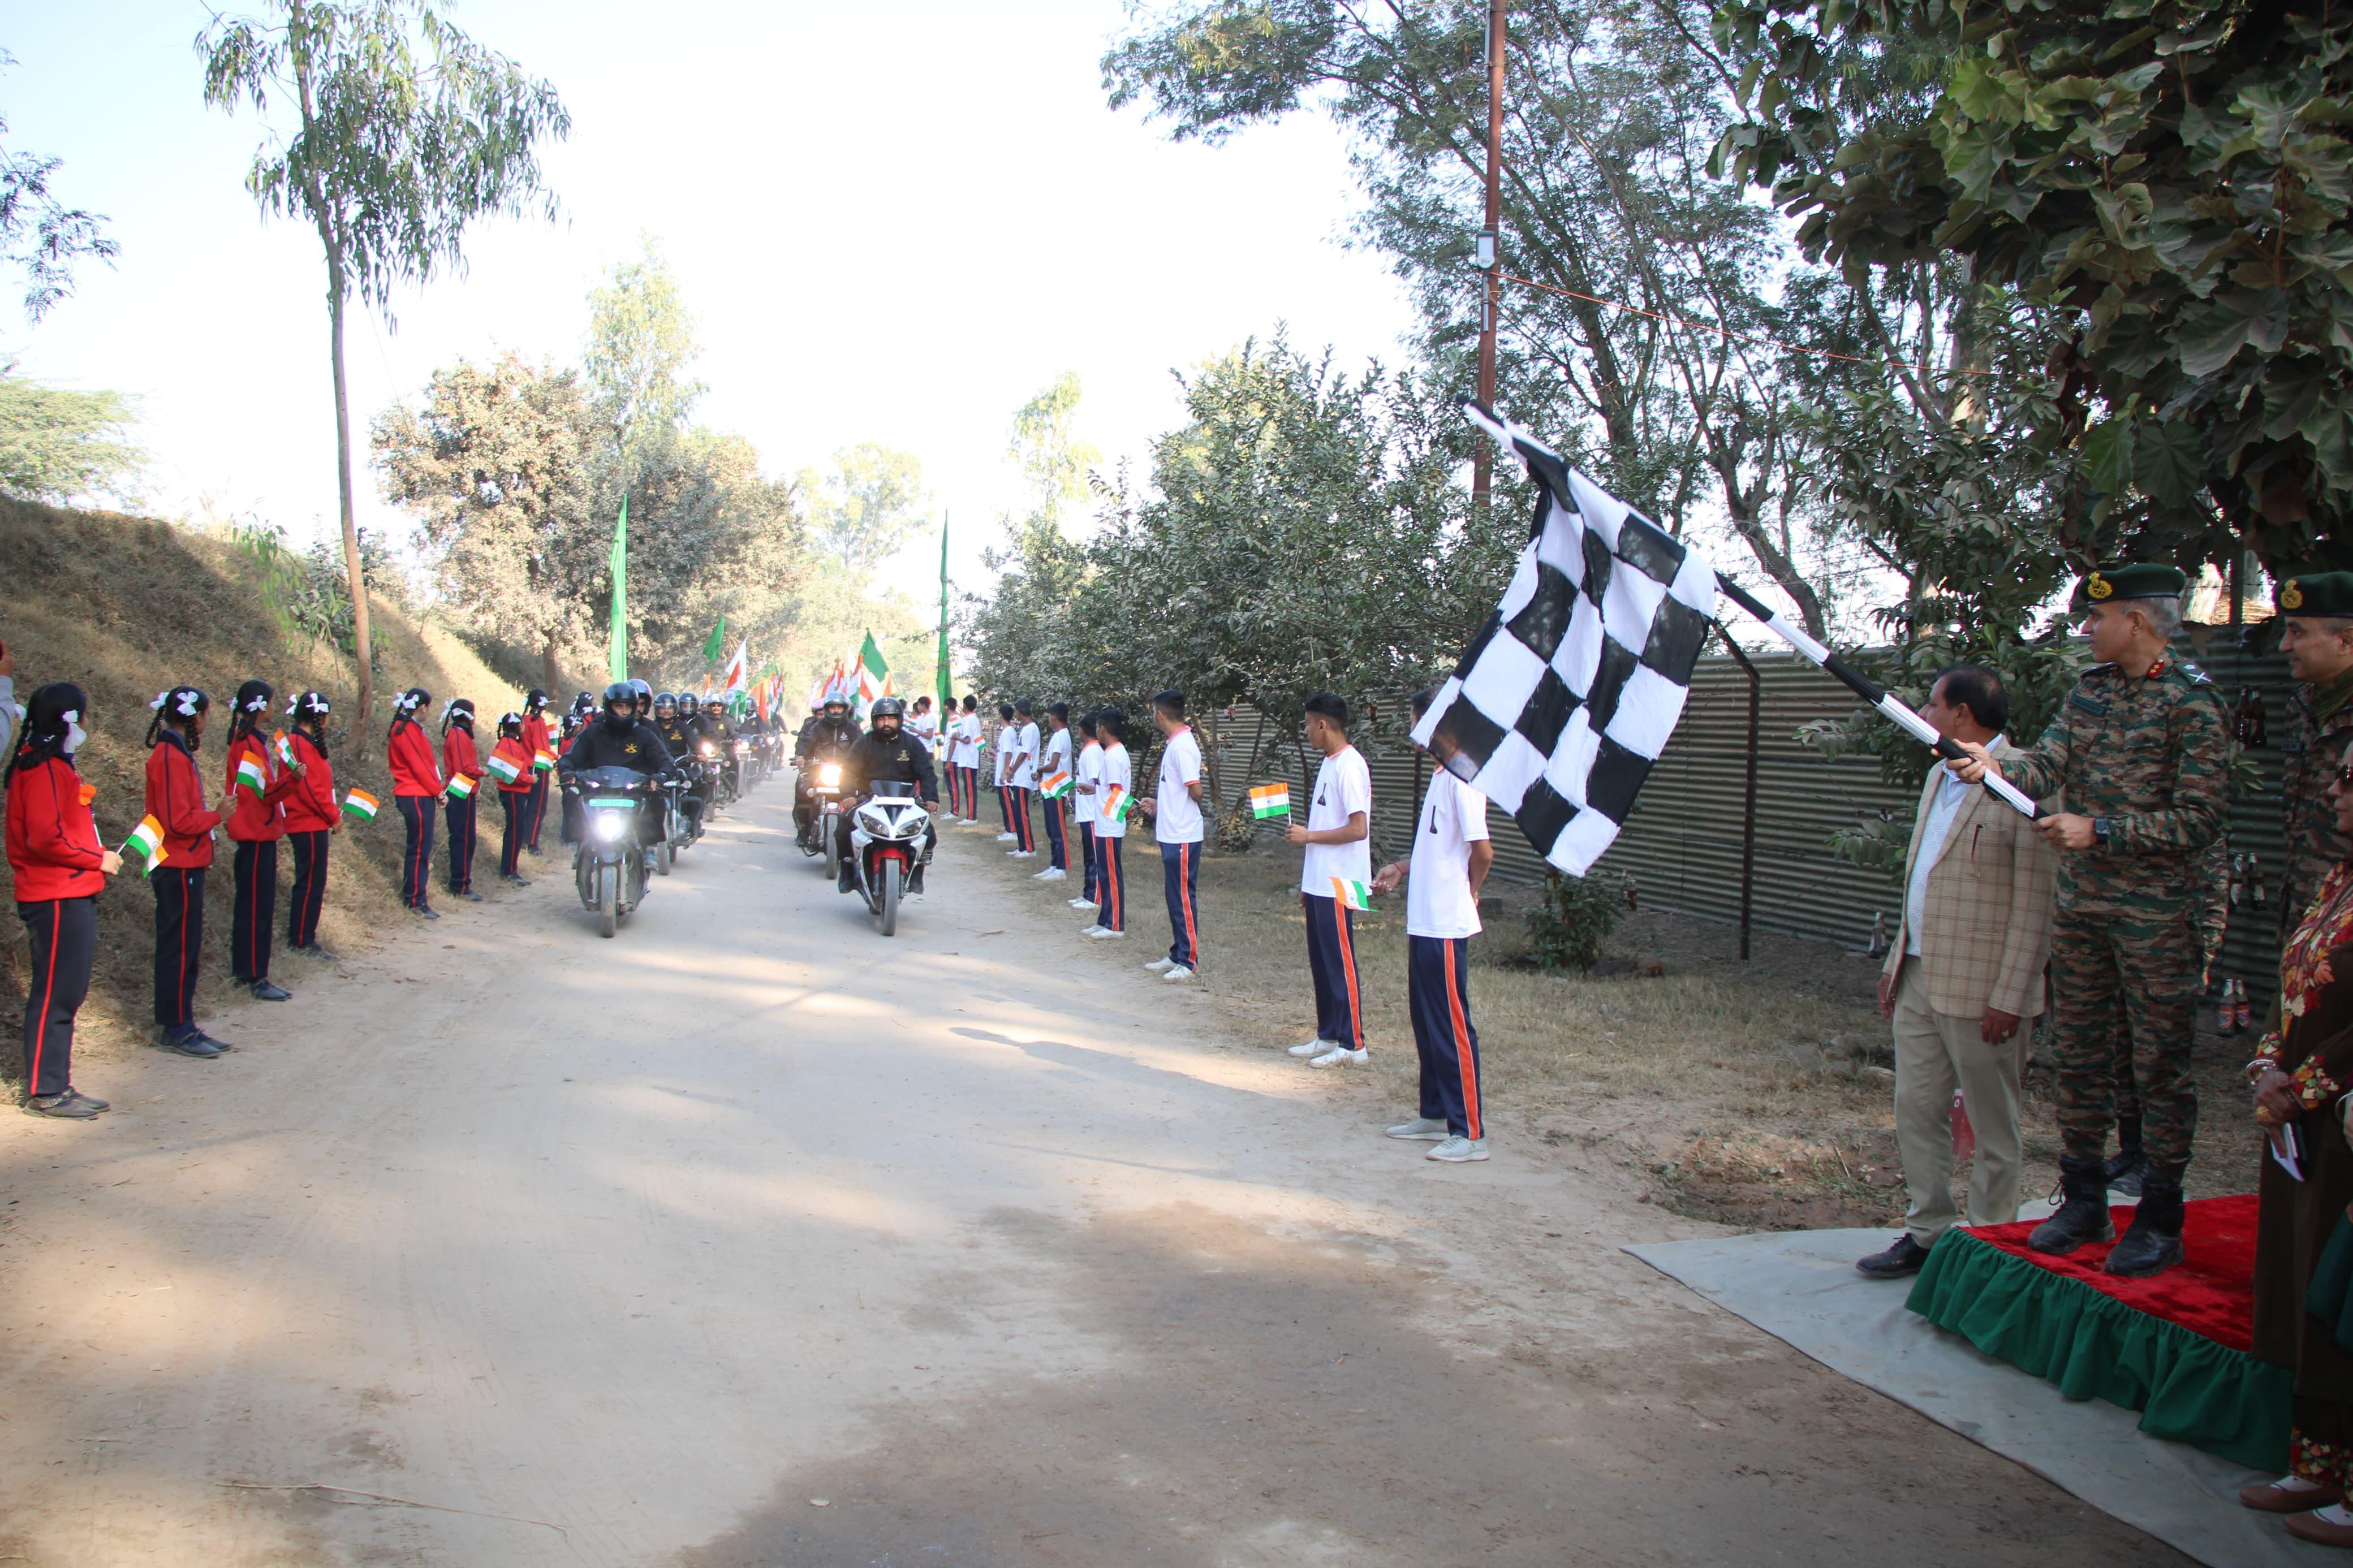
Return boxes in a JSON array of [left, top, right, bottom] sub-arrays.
[[2081, 564, 2187, 602], [2277, 572, 2353, 617]]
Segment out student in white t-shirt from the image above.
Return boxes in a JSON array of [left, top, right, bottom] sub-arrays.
[[1032, 702, 1075, 882], [1080, 708, 1134, 939], [947, 695, 983, 822], [1285, 692, 1374, 1068], [1070, 711, 1104, 910], [1003, 699, 1041, 858], [1134, 689, 1204, 979], [1371, 684, 1496, 1163], [991, 702, 1018, 840]]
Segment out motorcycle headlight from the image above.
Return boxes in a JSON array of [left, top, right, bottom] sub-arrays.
[[594, 812, 626, 841], [700, 743, 716, 758], [819, 763, 842, 786]]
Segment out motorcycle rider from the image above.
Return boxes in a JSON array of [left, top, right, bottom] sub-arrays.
[[835, 697, 939, 896], [703, 697, 742, 799], [557, 683, 680, 845], [795, 694, 864, 843]]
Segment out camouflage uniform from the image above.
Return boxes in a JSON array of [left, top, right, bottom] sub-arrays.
[[2278, 675, 2353, 936], [1999, 655, 2231, 1181]]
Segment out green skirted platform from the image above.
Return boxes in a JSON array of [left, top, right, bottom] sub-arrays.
[[1906, 1196, 2290, 1472]]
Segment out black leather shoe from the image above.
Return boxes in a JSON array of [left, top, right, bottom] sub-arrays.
[[68, 1091, 110, 1112], [161, 1029, 221, 1059], [2029, 1156, 2115, 1254], [1856, 1234, 1932, 1278], [504, 875, 531, 887], [24, 1090, 101, 1118], [2105, 1178, 2185, 1278], [296, 943, 341, 962], [197, 1031, 238, 1053], [412, 906, 440, 921], [251, 980, 291, 1001], [2104, 1147, 2147, 1198]]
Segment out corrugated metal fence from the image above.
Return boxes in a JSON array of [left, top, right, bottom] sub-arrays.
[[1197, 625, 2296, 994]]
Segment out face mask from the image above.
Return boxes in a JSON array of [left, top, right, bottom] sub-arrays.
[[62, 714, 85, 758]]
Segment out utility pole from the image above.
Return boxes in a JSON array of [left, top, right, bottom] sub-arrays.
[[1472, 0, 1506, 512]]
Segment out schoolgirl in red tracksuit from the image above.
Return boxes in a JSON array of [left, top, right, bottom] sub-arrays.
[[489, 714, 537, 883], [223, 679, 304, 1001], [386, 686, 444, 918], [439, 699, 482, 901], [279, 690, 340, 957], [7, 681, 120, 1116], [144, 685, 229, 1057], [520, 689, 554, 853]]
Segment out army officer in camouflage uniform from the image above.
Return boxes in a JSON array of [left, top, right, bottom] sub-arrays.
[[2276, 573, 2353, 935], [1956, 563, 2230, 1279]]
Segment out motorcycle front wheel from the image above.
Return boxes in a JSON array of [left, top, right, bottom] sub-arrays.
[[876, 858, 900, 937], [598, 865, 618, 938]]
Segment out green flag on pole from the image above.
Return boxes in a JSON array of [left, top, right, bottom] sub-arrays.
[[935, 512, 953, 719], [607, 495, 629, 681], [703, 617, 726, 663]]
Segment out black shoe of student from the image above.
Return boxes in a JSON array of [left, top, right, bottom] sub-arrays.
[[250, 980, 291, 1001], [2029, 1156, 2115, 1254], [161, 1029, 221, 1059], [296, 943, 341, 962], [504, 874, 531, 887], [68, 1091, 109, 1112], [2105, 1177, 2185, 1278], [462, 891, 484, 902], [2104, 1147, 2146, 1198], [1855, 1233, 1932, 1278], [24, 1090, 102, 1118], [197, 1031, 237, 1053], [412, 905, 440, 921]]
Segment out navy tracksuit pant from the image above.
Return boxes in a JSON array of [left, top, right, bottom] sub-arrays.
[[396, 794, 436, 910], [1161, 840, 1200, 969], [445, 793, 479, 894], [19, 896, 94, 1098], [231, 838, 278, 983], [286, 831, 329, 948], [1042, 794, 1068, 869], [1006, 787, 1035, 852], [1408, 935, 1483, 1139], [1080, 823, 1099, 902], [1302, 891, 1364, 1049], [152, 866, 205, 1032]]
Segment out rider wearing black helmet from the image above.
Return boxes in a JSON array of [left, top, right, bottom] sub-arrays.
[[558, 681, 679, 800], [834, 697, 938, 894], [795, 692, 864, 841]]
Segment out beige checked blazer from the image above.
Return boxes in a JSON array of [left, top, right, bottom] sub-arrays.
[[1880, 740, 2058, 1021]]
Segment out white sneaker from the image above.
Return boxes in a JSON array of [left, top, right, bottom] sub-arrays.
[[1308, 1045, 1368, 1069], [1163, 965, 1194, 981], [1036, 867, 1066, 881], [996, 832, 1017, 843], [1084, 926, 1125, 940], [1289, 1038, 1333, 1057], [1010, 850, 1035, 859], [1145, 957, 1175, 972], [1386, 1117, 1449, 1140], [1427, 1135, 1488, 1162], [1067, 897, 1096, 909], [965, 817, 980, 825]]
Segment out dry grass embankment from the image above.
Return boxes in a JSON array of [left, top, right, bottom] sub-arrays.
[[0, 498, 580, 1073]]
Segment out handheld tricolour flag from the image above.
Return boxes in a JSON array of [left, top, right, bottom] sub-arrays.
[[533, 746, 557, 774], [446, 774, 476, 800], [234, 754, 268, 799], [273, 731, 296, 767], [1247, 783, 1290, 819], [1333, 877, 1374, 912], [1102, 784, 1132, 822], [486, 754, 524, 785], [1414, 402, 1718, 876], [341, 788, 380, 824], [1040, 767, 1072, 800], [122, 814, 167, 874]]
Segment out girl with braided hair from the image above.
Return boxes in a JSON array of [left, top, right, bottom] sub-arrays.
[[223, 679, 304, 1001], [6, 683, 122, 1115], [386, 687, 444, 918], [143, 685, 230, 1057]]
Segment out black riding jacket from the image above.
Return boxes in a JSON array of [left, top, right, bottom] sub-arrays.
[[557, 715, 678, 783], [843, 727, 938, 803]]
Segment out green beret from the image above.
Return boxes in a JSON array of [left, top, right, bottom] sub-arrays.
[[2082, 563, 2187, 602], [2277, 572, 2353, 617]]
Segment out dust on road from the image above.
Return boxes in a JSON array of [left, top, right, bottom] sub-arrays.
[[0, 787, 2179, 1566]]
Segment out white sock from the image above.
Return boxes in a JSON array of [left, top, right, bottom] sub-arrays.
[[2315, 1504, 2353, 1525], [2277, 1474, 2330, 1492]]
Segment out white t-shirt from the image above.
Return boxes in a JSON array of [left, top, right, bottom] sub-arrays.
[[1301, 744, 1374, 896], [1074, 740, 1102, 824], [1009, 721, 1040, 788], [992, 723, 1010, 784], [909, 712, 938, 749], [950, 714, 981, 768], [1042, 726, 1071, 786], [1095, 744, 1133, 838], [1407, 770, 1491, 939], [1154, 727, 1204, 844]]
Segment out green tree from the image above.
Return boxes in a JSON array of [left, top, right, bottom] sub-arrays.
[[1, 51, 119, 321], [801, 442, 929, 577], [197, 0, 568, 751], [583, 236, 706, 490], [0, 370, 139, 500]]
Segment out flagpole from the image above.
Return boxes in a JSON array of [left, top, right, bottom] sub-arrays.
[[1711, 574, 2040, 820], [936, 510, 953, 720], [607, 495, 629, 681]]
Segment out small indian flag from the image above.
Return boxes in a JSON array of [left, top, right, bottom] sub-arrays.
[[1102, 784, 1132, 822], [1332, 876, 1374, 912], [273, 731, 296, 767], [532, 747, 558, 772], [1248, 783, 1290, 819], [486, 753, 524, 785], [122, 814, 167, 872], [234, 754, 268, 799], [446, 774, 476, 800], [1040, 768, 1072, 799], [341, 788, 380, 824]]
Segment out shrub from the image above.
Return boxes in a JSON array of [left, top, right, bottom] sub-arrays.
[[1526, 872, 1622, 973]]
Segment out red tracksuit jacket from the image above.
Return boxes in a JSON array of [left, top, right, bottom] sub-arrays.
[[144, 732, 222, 870], [6, 754, 107, 902], [387, 718, 443, 798], [443, 726, 481, 792], [281, 730, 338, 833], [489, 736, 536, 795], [223, 730, 300, 843]]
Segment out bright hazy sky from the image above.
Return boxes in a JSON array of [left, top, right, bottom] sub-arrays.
[[6, 1, 1423, 590]]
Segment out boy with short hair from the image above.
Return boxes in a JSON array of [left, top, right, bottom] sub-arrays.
[[1083, 710, 1132, 939], [1288, 692, 1372, 1067], [1136, 690, 1204, 980]]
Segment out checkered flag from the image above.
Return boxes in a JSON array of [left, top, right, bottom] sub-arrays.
[[1413, 403, 1717, 875]]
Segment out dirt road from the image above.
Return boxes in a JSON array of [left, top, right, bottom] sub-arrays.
[[0, 786, 2180, 1566]]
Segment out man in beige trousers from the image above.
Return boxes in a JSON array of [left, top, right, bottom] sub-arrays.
[[1857, 665, 2057, 1279]]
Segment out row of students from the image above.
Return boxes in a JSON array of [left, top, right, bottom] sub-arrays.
[[385, 685, 557, 917]]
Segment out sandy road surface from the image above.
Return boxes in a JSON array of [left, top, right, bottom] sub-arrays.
[[0, 784, 2180, 1566]]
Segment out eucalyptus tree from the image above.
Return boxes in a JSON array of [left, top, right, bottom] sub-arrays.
[[1, 51, 119, 322], [197, 0, 568, 748]]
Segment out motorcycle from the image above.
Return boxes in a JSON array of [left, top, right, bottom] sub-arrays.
[[734, 737, 759, 792], [796, 758, 844, 858], [698, 740, 739, 811], [845, 780, 930, 937], [570, 766, 660, 938], [653, 770, 692, 873]]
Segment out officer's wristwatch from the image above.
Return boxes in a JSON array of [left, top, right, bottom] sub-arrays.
[[2091, 815, 2113, 846]]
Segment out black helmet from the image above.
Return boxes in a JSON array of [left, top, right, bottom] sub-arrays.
[[678, 693, 700, 716], [869, 697, 905, 722], [630, 678, 653, 707], [602, 680, 637, 714], [655, 691, 678, 709]]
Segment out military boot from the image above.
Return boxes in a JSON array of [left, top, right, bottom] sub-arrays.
[[2104, 1177, 2184, 1278], [2029, 1156, 2114, 1254], [2104, 1146, 2147, 1198]]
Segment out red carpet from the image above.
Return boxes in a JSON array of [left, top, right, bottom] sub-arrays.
[[1965, 1193, 2259, 1351]]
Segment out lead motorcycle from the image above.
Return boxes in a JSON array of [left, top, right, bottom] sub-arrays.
[[571, 766, 661, 937], [844, 780, 932, 937]]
